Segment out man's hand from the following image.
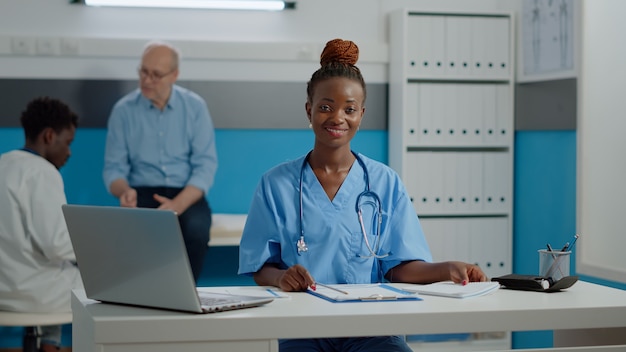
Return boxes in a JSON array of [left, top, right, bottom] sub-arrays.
[[153, 193, 181, 215], [119, 188, 137, 208], [153, 185, 204, 216]]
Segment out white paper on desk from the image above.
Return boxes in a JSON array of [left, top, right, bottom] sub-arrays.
[[311, 284, 418, 302], [402, 281, 500, 298], [197, 286, 290, 299]]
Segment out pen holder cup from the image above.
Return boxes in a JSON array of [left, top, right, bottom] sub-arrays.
[[538, 249, 571, 282]]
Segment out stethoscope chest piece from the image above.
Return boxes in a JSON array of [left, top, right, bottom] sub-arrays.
[[297, 235, 308, 255]]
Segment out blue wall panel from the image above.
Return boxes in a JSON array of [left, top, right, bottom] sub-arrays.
[[513, 130, 577, 274], [1, 128, 388, 213], [512, 130, 576, 349], [209, 129, 387, 213]]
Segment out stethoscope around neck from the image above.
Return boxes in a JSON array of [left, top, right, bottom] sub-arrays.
[[296, 150, 389, 259]]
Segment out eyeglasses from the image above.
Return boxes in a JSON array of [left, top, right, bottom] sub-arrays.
[[137, 67, 176, 81]]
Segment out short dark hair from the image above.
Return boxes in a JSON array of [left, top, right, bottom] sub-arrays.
[[20, 97, 79, 141]]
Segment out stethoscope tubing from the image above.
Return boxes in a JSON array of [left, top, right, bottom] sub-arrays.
[[297, 150, 388, 258]]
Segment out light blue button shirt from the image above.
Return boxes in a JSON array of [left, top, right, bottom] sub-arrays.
[[238, 153, 432, 284], [103, 85, 217, 194]]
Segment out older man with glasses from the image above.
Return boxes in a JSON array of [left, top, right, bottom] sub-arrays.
[[103, 41, 217, 282]]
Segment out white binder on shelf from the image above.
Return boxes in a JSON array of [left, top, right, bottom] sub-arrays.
[[489, 218, 510, 278], [492, 17, 511, 79], [481, 153, 497, 213], [424, 218, 472, 263], [498, 152, 513, 212], [443, 84, 458, 145], [429, 15, 447, 78], [451, 219, 471, 263], [407, 15, 431, 78], [468, 152, 484, 213], [467, 219, 497, 277], [483, 17, 498, 79], [431, 83, 446, 146], [444, 16, 461, 77], [495, 84, 512, 146], [456, 84, 474, 146], [417, 83, 434, 146], [470, 17, 488, 78], [404, 152, 432, 212], [456, 16, 474, 78], [469, 218, 509, 278], [455, 152, 473, 214], [428, 152, 445, 214], [482, 84, 498, 146], [482, 152, 511, 213], [405, 83, 420, 146], [442, 152, 458, 213], [468, 84, 484, 146], [420, 218, 446, 261], [441, 220, 458, 262], [409, 151, 443, 216]]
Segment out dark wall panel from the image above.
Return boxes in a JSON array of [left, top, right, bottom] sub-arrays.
[[0, 79, 387, 130], [515, 78, 577, 130]]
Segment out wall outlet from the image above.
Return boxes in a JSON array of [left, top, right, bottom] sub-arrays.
[[11, 37, 34, 55], [60, 38, 80, 56], [36, 37, 59, 56]]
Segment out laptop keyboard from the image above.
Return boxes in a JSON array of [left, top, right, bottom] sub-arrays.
[[199, 296, 240, 307]]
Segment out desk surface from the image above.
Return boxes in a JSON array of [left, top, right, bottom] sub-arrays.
[[72, 281, 626, 346], [208, 213, 245, 246]]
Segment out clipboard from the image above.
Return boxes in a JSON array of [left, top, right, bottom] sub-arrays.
[[307, 284, 421, 303]]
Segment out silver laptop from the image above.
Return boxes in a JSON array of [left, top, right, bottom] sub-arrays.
[[62, 204, 273, 313]]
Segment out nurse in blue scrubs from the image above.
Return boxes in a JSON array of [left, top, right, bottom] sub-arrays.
[[238, 38, 487, 352]]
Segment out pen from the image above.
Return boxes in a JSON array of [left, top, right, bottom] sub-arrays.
[[545, 243, 564, 277], [266, 288, 281, 298], [559, 242, 570, 252], [314, 282, 349, 295], [566, 234, 580, 251]]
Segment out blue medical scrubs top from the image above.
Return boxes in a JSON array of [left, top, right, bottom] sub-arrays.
[[238, 152, 432, 284]]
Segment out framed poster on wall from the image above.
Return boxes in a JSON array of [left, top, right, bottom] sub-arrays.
[[517, 0, 579, 83]]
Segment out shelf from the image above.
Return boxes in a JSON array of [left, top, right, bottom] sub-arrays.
[[388, 9, 515, 349]]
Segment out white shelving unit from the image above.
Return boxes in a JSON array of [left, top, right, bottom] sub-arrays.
[[388, 9, 514, 351]]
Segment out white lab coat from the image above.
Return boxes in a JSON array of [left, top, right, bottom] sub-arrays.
[[0, 150, 83, 312]]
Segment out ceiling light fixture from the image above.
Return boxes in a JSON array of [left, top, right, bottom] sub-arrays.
[[80, 0, 296, 11]]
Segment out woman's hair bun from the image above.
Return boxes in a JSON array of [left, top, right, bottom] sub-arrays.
[[320, 39, 359, 66]]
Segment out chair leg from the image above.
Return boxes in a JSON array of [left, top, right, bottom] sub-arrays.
[[23, 326, 40, 352]]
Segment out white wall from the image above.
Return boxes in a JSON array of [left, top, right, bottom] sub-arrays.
[[0, 0, 513, 82], [577, 0, 626, 284]]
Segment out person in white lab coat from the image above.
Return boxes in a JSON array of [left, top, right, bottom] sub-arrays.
[[0, 97, 83, 352]]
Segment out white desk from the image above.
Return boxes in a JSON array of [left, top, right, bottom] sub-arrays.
[[72, 281, 626, 352], [208, 214, 245, 247]]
